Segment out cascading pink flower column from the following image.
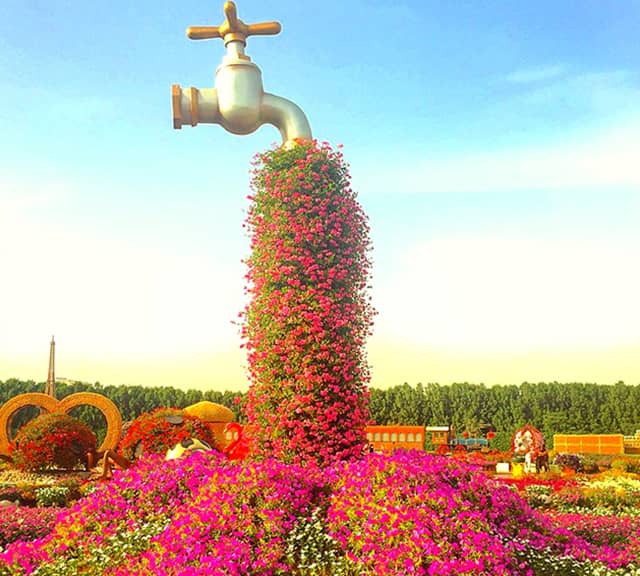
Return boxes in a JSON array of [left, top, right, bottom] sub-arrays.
[[242, 140, 374, 466]]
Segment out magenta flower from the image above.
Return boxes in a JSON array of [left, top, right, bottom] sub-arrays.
[[242, 141, 375, 466]]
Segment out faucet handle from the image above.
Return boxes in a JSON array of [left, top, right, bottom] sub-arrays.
[[186, 26, 223, 40], [186, 1, 281, 46]]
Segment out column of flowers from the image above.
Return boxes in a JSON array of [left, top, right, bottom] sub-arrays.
[[242, 140, 374, 465]]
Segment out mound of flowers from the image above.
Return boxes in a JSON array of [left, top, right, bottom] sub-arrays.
[[242, 141, 374, 466], [117, 407, 215, 461], [9, 413, 97, 472], [0, 505, 61, 552], [2, 450, 639, 575]]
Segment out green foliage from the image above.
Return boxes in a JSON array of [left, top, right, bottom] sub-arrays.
[[367, 380, 640, 453], [3, 379, 640, 456], [285, 507, 350, 575], [242, 141, 373, 465], [35, 486, 70, 507], [10, 413, 96, 472], [611, 457, 640, 474]]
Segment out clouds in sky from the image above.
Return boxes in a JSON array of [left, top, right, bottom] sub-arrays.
[[358, 64, 640, 384], [355, 117, 640, 196], [505, 64, 567, 84], [0, 175, 245, 359], [376, 234, 640, 351]]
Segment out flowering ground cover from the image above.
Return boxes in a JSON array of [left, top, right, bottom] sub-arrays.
[[0, 506, 61, 551], [1, 450, 639, 575], [500, 469, 640, 515]]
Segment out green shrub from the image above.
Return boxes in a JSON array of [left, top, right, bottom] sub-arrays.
[[581, 456, 600, 474], [553, 453, 584, 472], [611, 457, 640, 474], [35, 486, 70, 507], [9, 413, 97, 472]]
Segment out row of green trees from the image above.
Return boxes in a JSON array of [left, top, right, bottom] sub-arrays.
[[369, 381, 640, 451], [0, 379, 243, 443], [2, 379, 639, 452]]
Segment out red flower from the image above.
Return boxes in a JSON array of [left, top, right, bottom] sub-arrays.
[[118, 408, 216, 460], [242, 141, 374, 466]]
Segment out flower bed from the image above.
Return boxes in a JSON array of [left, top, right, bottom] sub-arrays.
[[1, 450, 639, 575], [0, 505, 61, 552], [498, 470, 640, 516]]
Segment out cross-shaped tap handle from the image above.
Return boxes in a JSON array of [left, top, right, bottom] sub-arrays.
[[187, 1, 281, 46]]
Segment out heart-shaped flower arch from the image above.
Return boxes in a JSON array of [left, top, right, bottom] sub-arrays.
[[0, 392, 123, 456]]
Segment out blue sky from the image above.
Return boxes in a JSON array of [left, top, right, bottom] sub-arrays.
[[1, 0, 639, 390]]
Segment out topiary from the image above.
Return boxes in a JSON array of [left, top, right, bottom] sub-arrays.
[[242, 141, 374, 466], [10, 412, 97, 472], [117, 408, 216, 461]]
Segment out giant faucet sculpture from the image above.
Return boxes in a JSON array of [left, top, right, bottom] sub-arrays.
[[171, 1, 312, 145]]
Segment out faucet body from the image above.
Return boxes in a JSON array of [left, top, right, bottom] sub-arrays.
[[172, 37, 312, 144]]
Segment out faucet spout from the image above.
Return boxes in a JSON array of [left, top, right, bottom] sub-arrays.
[[172, 84, 312, 144], [261, 93, 312, 143], [172, 2, 312, 146]]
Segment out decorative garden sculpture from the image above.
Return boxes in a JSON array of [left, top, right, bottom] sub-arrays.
[[183, 401, 236, 449], [511, 424, 548, 473], [172, 3, 373, 467], [222, 422, 250, 460], [172, 1, 312, 145], [0, 392, 123, 457]]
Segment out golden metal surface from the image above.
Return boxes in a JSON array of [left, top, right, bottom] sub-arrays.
[[189, 86, 199, 126], [186, 1, 281, 46], [172, 84, 183, 129]]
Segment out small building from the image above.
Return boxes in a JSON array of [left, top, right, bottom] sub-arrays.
[[426, 425, 451, 449], [553, 434, 625, 455], [365, 425, 425, 452]]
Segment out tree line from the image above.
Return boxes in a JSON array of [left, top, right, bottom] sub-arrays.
[[0, 379, 243, 444], [369, 381, 640, 451], [2, 379, 639, 452]]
